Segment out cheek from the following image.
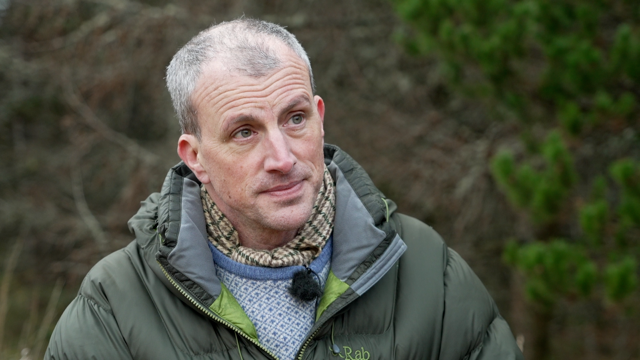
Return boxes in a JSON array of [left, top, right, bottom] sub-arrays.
[[219, 162, 253, 192], [298, 127, 324, 152]]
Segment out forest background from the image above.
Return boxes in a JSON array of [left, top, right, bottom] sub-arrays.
[[0, 0, 638, 359]]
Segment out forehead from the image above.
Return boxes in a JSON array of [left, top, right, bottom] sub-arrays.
[[191, 48, 312, 126]]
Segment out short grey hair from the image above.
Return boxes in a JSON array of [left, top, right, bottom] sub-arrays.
[[166, 18, 315, 139]]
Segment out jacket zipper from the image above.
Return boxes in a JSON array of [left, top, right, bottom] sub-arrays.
[[296, 292, 362, 360], [157, 260, 280, 360], [296, 328, 320, 360], [296, 242, 400, 359]]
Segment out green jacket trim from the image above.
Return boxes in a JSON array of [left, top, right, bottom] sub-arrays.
[[316, 270, 349, 321], [210, 283, 258, 341]]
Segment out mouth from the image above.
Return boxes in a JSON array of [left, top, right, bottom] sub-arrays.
[[261, 180, 305, 198]]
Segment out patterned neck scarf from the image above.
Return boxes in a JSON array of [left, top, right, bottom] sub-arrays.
[[201, 166, 335, 267]]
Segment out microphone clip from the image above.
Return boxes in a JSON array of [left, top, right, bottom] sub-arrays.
[[289, 265, 323, 302]]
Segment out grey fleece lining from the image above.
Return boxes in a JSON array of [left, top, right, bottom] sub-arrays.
[[350, 234, 407, 295], [327, 162, 391, 282], [167, 178, 222, 297]]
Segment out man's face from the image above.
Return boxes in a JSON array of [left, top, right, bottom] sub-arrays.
[[181, 47, 325, 244]]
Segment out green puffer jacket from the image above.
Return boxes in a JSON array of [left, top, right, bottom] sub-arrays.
[[46, 145, 523, 360]]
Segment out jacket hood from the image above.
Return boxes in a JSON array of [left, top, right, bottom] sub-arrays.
[[127, 144, 405, 311]]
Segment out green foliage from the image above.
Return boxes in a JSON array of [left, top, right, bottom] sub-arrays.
[[579, 177, 609, 244], [579, 199, 608, 245], [491, 130, 576, 224], [391, 0, 640, 316], [392, 0, 639, 128], [504, 239, 596, 306], [610, 159, 640, 218], [576, 260, 598, 297], [605, 257, 638, 303]]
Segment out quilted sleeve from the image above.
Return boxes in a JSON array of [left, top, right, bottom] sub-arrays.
[[439, 248, 524, 360], [45, 293, 133, 360]]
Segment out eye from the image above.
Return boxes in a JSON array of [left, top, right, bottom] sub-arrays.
[[290, 114, 304, 125], [233, 129, 253, 139]]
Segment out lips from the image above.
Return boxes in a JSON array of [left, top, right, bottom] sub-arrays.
[[262, 180, 304, 197]]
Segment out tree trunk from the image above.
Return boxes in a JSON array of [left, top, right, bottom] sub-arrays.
[[529, 302, 553, 360]]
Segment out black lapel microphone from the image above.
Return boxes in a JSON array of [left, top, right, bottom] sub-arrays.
[[289, 265, 323, 302]]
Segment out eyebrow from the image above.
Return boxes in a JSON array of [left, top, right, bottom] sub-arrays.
[[221, 94, 312, 133], [279, 95, 312, 118]]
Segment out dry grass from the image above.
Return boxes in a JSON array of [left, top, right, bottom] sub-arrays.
[[0, 235, 24, 354]]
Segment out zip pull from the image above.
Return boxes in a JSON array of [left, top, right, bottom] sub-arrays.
[[381, 197, 390, 223], [331, 321, 341, 355]]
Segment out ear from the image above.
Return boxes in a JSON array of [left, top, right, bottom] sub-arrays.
[[314, 95, 325, 137], [177, 134, 211, 184]]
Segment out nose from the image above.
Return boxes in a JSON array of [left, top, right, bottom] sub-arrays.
[[263, 129, 296, 174]]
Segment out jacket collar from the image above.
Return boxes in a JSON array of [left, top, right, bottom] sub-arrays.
[[129, 144, 405, 307]]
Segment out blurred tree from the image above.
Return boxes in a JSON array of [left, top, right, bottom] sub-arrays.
[[0, 1, 189, 357], [391, 0, 640, 358]]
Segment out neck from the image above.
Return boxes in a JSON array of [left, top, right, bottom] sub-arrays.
[[236, 227, 298, 250]]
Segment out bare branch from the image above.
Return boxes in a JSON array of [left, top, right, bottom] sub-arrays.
[[25, 1, 187, 55], [71, 167, 108, 253], [32, 278, 64, 359], [64, 83, 160, 166], [517, 334, 525, 353], [18, 289, 39, 354], [25, 12, 112, 54], [0, 233, 25, 354]]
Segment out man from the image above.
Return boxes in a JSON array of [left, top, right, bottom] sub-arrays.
[[46, 19, 523, 359]]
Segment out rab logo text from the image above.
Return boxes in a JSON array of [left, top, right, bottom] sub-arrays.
[[333, 345, 370, 359]]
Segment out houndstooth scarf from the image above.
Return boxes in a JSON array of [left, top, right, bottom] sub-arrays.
[[201, 166, 335, 267]]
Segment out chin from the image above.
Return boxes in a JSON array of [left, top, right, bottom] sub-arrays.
[[265, 203, 315, 232]]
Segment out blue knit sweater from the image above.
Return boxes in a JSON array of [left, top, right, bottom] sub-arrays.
[[209, 239, 332, 360]]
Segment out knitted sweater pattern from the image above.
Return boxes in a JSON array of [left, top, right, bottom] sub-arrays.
[[209, 239, 332, 360]]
